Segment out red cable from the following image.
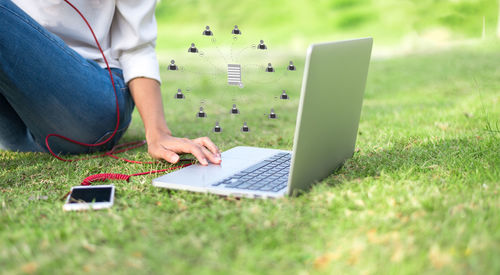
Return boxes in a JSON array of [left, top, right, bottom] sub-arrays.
[[51, 1, 194, 190], [46, 0, 121, 162]]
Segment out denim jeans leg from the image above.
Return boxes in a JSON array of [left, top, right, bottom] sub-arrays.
[[0, 0, 134, 154], [0, 93, 43, 152]]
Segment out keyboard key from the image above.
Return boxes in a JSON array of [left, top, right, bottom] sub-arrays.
[[252, 181, 266, 187], [272, 181, 283, 187], [260, 185, 273, 191], [226, 183, 241, 188], [247, 184, 262, 190], [241, 161, 268, 173], [272, 186, 285, 192], [212, 181, 225, 186], [237, 183, 253, 189]]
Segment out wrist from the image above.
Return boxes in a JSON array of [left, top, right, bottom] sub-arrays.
[[145, 126, 172, 142]]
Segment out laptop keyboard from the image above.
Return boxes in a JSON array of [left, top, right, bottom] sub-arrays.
[[212, 152, 291, 192]]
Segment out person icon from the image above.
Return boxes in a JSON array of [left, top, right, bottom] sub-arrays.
[[188, 43, 198, 53], [287, 61, 296, 71], [168, 59, 178, 71], [230, 104, 240, 114], [241, 122, 250, 132], [213, 121, 222, 133], [266, 63, 274, 73], [174, 88, 185, 99], [202, 26, 213, 36], [268, 108, 277, 119], [280, 90, 289, 100], [257, 40, 267, 50], [232, 25, 241, 35], [196, 107, 206, 118]]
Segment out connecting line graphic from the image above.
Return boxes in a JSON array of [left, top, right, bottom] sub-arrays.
[[230, 37, 237, 62], [212, 39, 229, 64], [196, 52, 227, 75], [234, 46, 253, 60], [242, 64, 286, 84]]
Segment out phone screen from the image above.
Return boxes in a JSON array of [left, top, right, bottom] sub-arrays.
[[69, 186, 113, 203]]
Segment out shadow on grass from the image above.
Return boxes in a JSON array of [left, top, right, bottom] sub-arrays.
[[329, 135, 498, 185]]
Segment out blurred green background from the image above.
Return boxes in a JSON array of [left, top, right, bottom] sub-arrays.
[[155, 0, 500, 51]]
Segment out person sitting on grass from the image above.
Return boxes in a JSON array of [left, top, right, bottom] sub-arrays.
[[0, 0, 221, 166]]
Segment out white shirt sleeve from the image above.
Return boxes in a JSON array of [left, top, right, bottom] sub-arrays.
[[111, 0, 161, 84]]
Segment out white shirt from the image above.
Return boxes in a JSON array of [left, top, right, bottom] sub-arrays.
[[12, 0, 161, 84]]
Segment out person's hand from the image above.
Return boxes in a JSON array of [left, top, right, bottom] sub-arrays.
[[127, 78, 221, 165], [147, 133, 221, 166]]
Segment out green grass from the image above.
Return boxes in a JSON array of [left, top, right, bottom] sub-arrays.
[[1, 41, 499, 274]]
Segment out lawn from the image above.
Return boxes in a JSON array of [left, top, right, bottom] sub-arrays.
[[0, 40, 499, 274]]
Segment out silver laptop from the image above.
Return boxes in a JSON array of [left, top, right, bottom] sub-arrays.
[[153, 38, 373, 198]]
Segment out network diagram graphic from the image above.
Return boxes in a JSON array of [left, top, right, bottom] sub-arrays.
[[166, 25, 299, 134]]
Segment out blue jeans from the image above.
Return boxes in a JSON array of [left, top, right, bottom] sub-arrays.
[[0, 0, 134, 154]]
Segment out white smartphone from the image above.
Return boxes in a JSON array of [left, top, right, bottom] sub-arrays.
[[63, 185, 115, 211]]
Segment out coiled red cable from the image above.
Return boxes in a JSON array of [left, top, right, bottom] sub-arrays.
[[80, 162, 193, 185]]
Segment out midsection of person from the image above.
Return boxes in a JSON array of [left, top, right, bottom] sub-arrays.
[[11, 0, 160, 84], [12, 0, 116, 66]]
